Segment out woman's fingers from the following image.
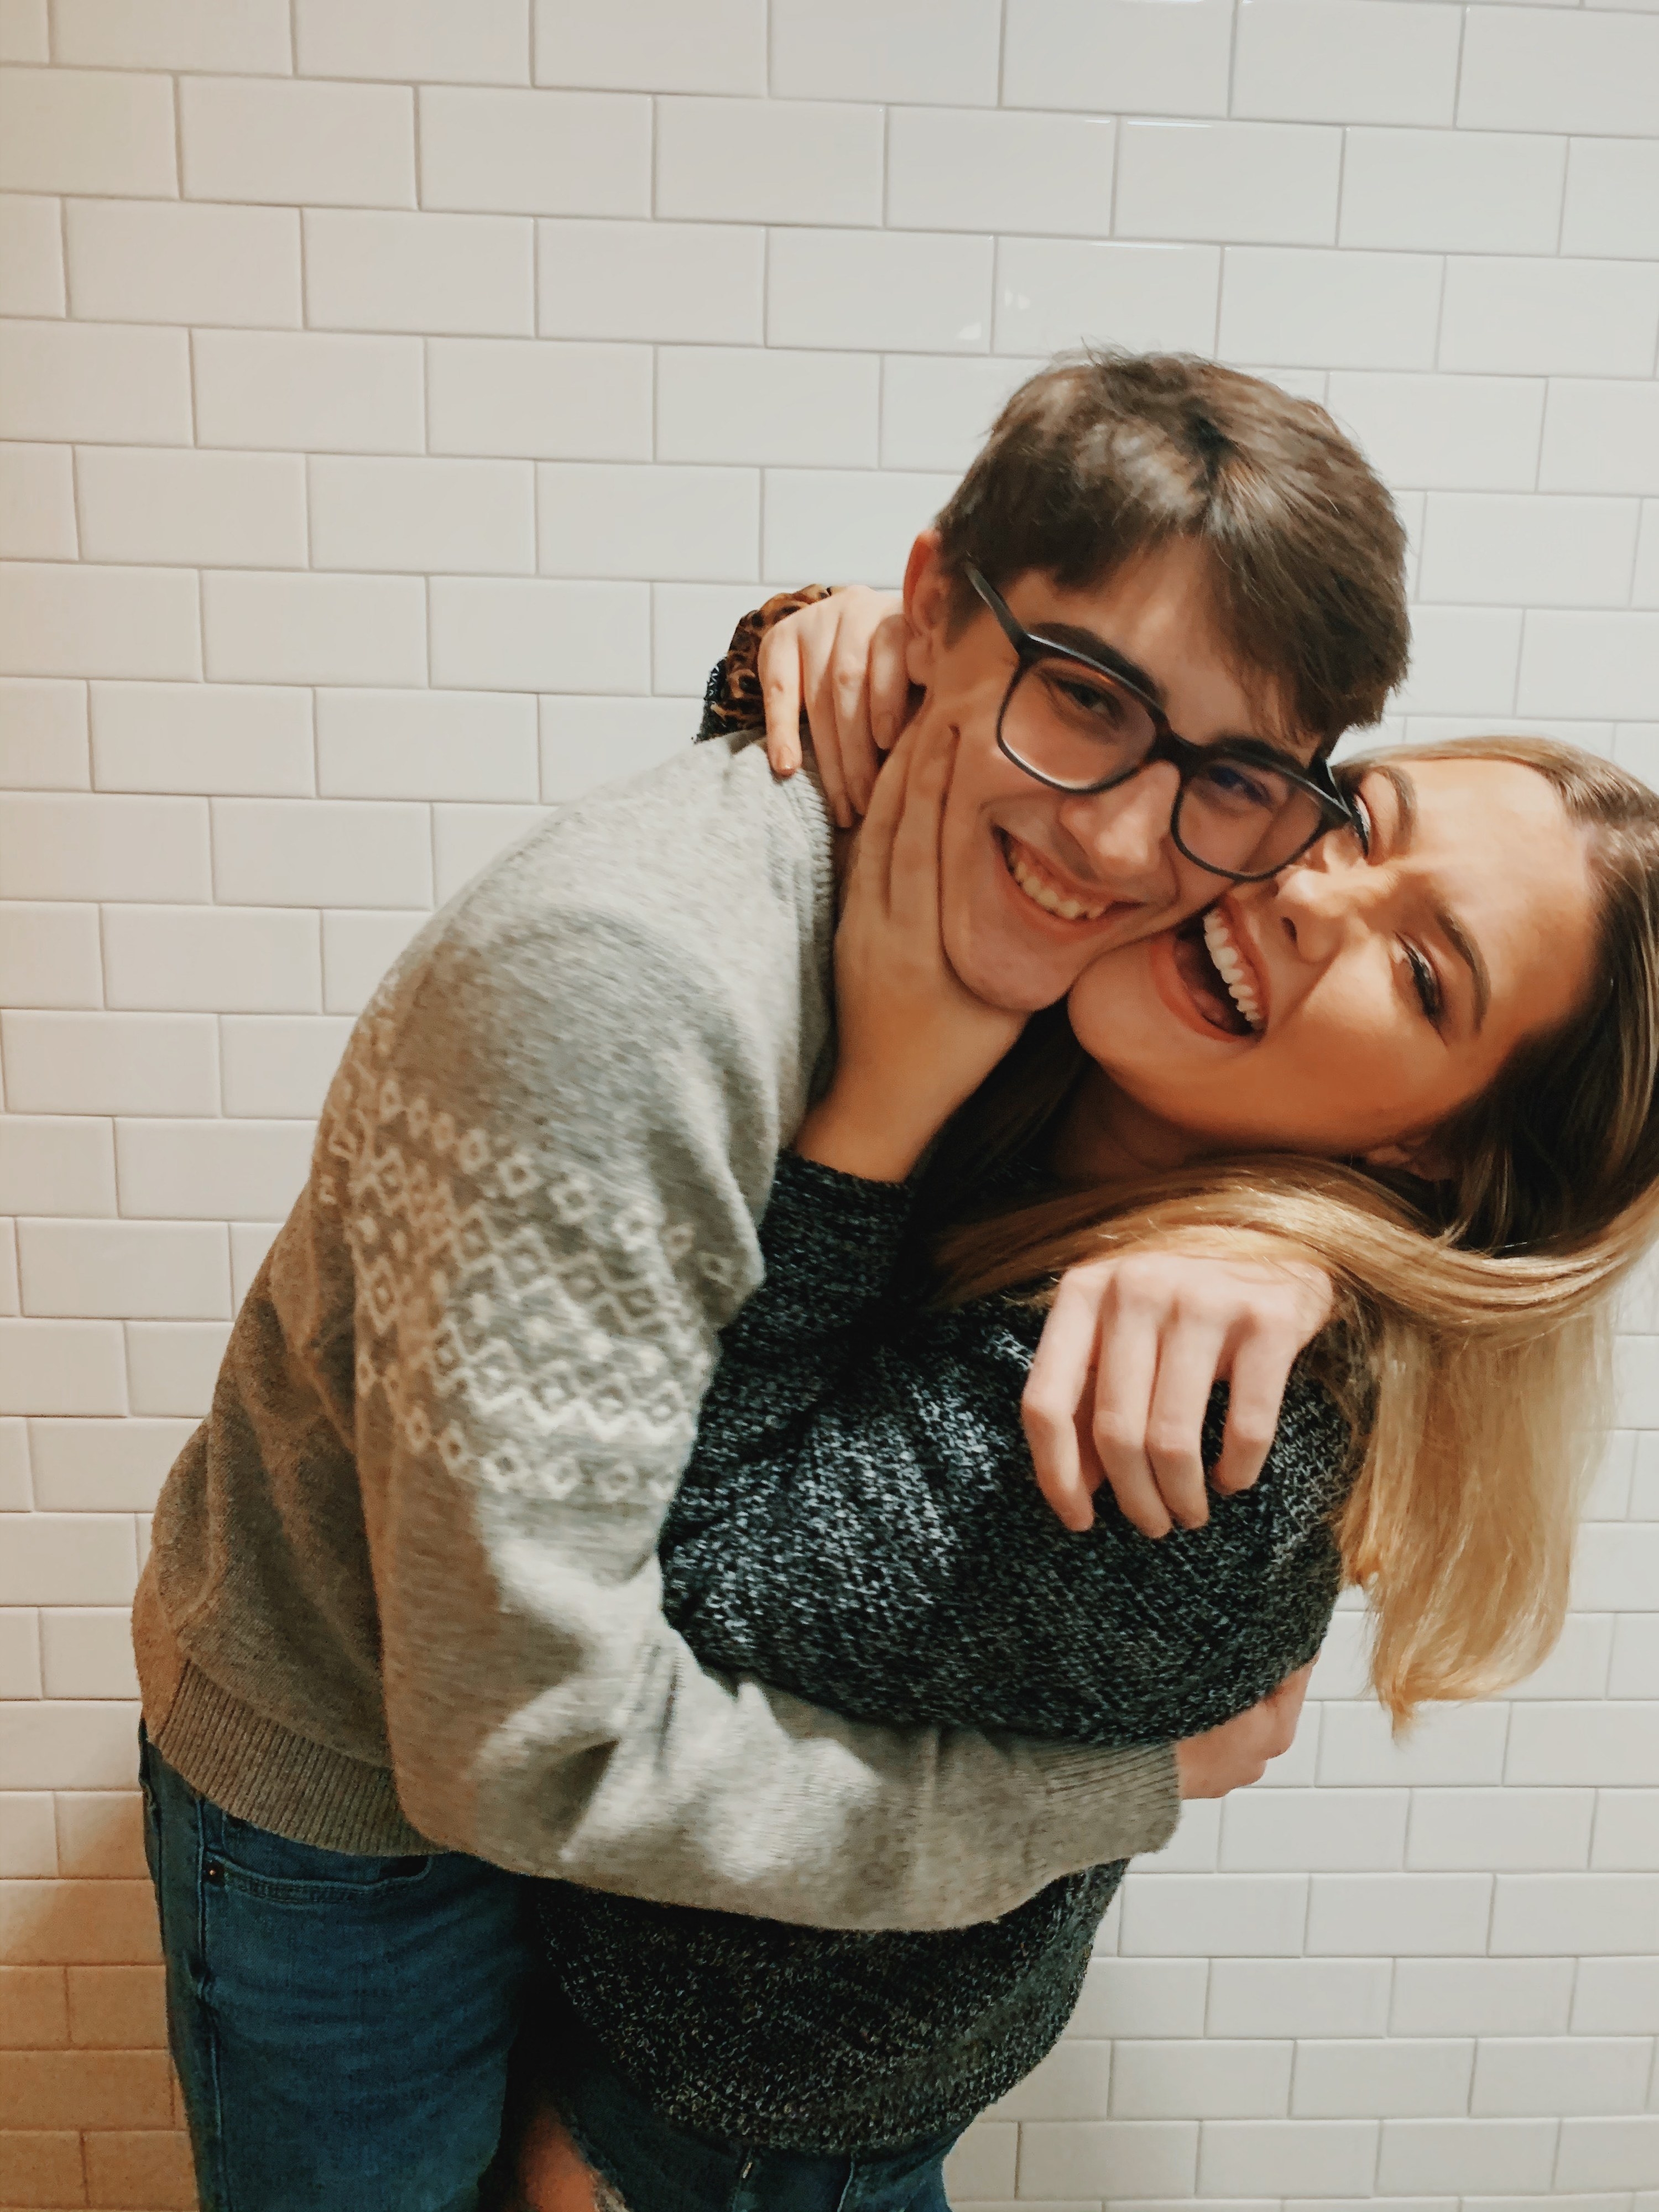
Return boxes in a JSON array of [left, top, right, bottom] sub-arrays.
[[1142, 1313, 1233, 1532], [1209, 1322, 1301, 1498], [868, 608, 915, 753], [1173, 1667, 1312, 1799], [805, 650, 854, 830], [1024, 1272, 1108, 1531], [767, 586, 906, 825], [885, 718, 954, 939], [1266, 1660, 1315, 1751], [845, 716, 920, 919], [828, 632, 881, 817], [758, 624, 806, 781], [1089, 1302, 1173, 1540]]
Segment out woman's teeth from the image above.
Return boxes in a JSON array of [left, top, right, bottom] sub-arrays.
[[1004, 838, 1109, 924], [1202, 909, 1265, 1032]]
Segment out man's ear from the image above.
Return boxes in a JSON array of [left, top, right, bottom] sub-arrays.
[[1361, 1130, 1454, 1181], [901, 528, 951, 688]]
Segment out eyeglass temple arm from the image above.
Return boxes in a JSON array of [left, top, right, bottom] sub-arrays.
[[965, 565, 1030, 657]]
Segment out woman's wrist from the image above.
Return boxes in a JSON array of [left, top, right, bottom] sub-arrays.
[[793, 1088, 931, 1185]]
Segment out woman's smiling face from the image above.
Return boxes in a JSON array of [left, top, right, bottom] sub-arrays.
[[1066, 756, 1601, 1166]]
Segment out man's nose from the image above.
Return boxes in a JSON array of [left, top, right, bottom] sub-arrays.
[[1060, 761, 1182, 891]]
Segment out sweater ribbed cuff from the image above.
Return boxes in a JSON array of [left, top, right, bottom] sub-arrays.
[[1038, 1739, 1181, 1864]]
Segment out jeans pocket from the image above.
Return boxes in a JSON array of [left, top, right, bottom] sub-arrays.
[[206, 1809, 432, 1906]]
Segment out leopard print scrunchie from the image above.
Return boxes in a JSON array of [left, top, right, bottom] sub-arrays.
[[696, 585, 837, 742]]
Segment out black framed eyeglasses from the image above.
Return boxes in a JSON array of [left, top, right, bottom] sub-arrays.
[[967, 566, 1362, 884]]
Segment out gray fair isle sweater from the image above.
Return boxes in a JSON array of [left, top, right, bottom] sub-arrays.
[[133, 731, 1177, 1931], [539, 1152, 1355, 2151]]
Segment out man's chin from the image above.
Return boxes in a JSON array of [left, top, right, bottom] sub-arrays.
[[945, 936, 1077, 1018]]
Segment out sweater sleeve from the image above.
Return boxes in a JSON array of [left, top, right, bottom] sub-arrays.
[[327, 893, 1176, 1931], [716, 1151, 916, 1364]]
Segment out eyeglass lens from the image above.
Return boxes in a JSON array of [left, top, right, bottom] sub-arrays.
[[1002, 655, 1327, 878]]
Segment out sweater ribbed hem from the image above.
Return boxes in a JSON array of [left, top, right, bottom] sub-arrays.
[[136, 1585, 430, 1858]]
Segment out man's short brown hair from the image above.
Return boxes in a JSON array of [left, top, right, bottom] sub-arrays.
[[934, 352, 1410, 749]]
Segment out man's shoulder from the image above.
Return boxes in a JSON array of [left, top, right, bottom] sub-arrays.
[[466, 733, 832, 958], [371, 733, 835, 1082]]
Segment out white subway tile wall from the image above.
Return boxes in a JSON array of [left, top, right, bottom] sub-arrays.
[[1, 6, 1655, 2205]]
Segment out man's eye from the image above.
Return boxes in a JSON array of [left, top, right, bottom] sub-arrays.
[[1203, 762, 1277, 808], [1057, 678, 1122, 721]]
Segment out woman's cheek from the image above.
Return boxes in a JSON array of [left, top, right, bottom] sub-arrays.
[[1317, 1017, 1432, 1148]]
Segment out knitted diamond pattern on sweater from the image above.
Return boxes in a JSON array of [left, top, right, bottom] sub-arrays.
[[319, 987, 732, 1512]]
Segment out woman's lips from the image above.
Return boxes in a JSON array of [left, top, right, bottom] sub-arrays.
[[1156, 919, 1262, 1043]]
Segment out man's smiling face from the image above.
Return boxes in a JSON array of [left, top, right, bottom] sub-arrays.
[[901, 530, 1322, 1015]]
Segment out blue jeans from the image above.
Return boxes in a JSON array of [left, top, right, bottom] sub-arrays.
[[139, 1729, 535, 2212], [559, 2046, 957, 2212]]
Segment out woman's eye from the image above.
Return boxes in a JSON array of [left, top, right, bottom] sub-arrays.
[[1352, 795, 1373, 855], [1404, 943, 1443, 1024]]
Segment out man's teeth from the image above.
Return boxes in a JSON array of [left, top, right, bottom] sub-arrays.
[[1006, 841, 1109, 923], [1202, 909, 1265, 1032]]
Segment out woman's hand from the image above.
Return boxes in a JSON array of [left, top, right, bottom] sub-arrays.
[[758, 586, 910, 828], [1175, 1663, 1313, 1798], [795, 720, 1026, 1183], [1022, 1250, 1335, 1536]]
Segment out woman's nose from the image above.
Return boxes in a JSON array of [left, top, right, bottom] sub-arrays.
[[1265, 846, 1366, 955]]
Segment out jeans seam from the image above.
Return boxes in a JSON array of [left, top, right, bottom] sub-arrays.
[[191, 1778, 235, 2212]]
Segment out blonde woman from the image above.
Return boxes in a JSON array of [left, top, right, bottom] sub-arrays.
[[519, 715, 1659, 2212]]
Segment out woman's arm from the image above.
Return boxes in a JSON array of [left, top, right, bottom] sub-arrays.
[[681, 1159, 1345, 1761], [664, 1160, 1352, 1750], [713, 1151, 914, 1384]]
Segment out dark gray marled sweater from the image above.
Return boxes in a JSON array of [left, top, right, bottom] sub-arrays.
[[538, 1153, 1356, 2152]]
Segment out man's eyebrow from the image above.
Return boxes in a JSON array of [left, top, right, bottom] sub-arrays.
[[1029, 618, 1308, 755], [1374, 764, 1490, 1031], [1030, 620, 1168, 709]]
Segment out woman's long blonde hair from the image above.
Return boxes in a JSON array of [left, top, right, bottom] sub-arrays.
[[926, 738, 1659, 1723]]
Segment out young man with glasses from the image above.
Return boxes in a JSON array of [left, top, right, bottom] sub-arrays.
[[135, 353, 1407, 2212]]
